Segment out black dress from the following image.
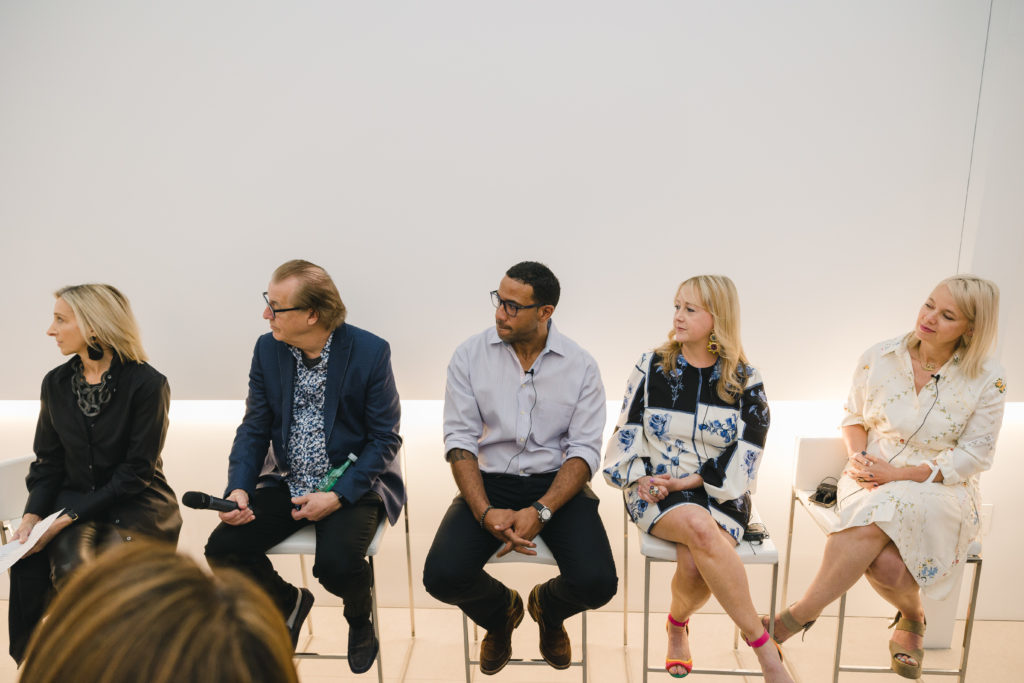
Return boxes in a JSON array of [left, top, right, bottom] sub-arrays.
[[8, 354, 181, 662]]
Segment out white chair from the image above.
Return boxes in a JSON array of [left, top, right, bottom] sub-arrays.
[[637, 506, 779, 682], [781, 437, 982, 683], [0, 455, 34, 547], [265, 445, 416, 683], [461, 534, 588, 683]]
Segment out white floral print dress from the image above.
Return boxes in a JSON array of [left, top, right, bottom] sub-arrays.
[[837, 336, 1006, 599]]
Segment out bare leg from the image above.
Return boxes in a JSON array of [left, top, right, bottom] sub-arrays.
[[772, 523, 891, 643], [665, 545, 710, 676], [865, 543, 924, 665], [652, 506, 793, 682]]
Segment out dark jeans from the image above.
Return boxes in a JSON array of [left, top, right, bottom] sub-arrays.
[[8, 521, 123, 663], [423, 473, 617, 631], [204, 485, 382, 624]]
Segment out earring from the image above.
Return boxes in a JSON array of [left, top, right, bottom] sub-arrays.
[[87, 336, 104, 361], [706, 332, 720, 355]]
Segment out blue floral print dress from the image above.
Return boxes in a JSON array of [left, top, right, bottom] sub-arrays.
[[836, 336, 1007, 599], [602, 352, 770, 543]]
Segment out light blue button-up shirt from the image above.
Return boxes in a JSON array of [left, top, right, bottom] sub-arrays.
[[443, 322, 606, 476]]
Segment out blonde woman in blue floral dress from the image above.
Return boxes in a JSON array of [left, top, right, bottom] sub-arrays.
[[603, 275, 791, 682], [767, 275, 1006, 680]]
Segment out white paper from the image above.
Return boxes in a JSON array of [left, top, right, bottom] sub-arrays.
[[0, 509, 65, 573]]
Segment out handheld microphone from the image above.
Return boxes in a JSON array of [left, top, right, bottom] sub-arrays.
[[182, 491, 239, 512]]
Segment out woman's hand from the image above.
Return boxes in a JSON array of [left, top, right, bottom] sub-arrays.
[[12, 514, 41, 544], [845, 452, 902, 488], [638, 473, 704, 503], [22, 513, 74, 557]]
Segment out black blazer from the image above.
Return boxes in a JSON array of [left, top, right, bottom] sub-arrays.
[[25, 355, 182, 543], [226, 324, 405, 524]]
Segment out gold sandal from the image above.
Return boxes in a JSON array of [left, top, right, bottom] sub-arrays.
[[761, 605, 815, 643], [888, 611, 925, 680]]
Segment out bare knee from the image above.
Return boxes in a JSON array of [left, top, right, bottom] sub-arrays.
[[866, 544, 912, 589]]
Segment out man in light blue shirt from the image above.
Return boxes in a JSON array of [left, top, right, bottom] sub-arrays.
[[423, 261, 617, 676]]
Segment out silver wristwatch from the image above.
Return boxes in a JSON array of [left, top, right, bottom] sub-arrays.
[[531, 501, 552, 524]]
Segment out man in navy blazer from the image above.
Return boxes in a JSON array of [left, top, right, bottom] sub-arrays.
[[205, 259, 403, 675]]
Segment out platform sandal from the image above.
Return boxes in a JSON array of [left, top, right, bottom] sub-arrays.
[[888, 611, 925, 680], [665, 614, 693, 678]]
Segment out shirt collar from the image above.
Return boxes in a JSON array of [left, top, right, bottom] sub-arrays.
[[486, 320, 565, 357], [289, 331, 334, 366]]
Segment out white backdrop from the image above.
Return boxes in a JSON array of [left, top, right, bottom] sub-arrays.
[[1, 1, 1021, 403]]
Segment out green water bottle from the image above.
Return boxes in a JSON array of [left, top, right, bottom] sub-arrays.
[[318, 453, 358, 492]]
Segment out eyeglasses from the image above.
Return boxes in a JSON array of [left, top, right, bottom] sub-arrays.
[[490, 290, 542, 318], [263, 292, 305, 319]]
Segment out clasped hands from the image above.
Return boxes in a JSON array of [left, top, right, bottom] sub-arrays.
[[637, 472, 703, 504], [483, 506, 542, 558], [845, 451, 899, 489]]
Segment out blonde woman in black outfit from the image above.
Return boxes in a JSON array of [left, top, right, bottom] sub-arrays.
[[7, 284, 181, 663]]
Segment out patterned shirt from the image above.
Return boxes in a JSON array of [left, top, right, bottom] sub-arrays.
[[285, 332, 333, 496]]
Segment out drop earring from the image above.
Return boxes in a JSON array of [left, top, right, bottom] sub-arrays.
[[706, 332, 720, 355], [87, 337, 104, 361]]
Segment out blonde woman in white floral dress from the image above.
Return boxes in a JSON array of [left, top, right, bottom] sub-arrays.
[[768, 275, 1006, 680]]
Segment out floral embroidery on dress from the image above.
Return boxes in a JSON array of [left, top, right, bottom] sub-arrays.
[[617, 429, 635, 451], [700, 415, 737, 443], [648, 412, 669, 439], [655, 359, 686, 406]]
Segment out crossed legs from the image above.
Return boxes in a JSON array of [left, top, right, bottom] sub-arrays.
[[651, 505, 792, 682]]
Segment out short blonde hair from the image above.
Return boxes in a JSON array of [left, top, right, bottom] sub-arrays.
[[656, 275, 749, 404], [907, 274, 1000, 379], [19, 541, 298, 683], [55, 284, 148, 363], [272, 259, 347, 330]]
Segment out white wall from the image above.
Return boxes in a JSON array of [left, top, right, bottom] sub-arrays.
[[1, 1, 1020, 404]]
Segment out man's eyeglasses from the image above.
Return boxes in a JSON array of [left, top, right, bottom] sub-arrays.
[[490, 290, 542, 318], [263, 292, 305, 319]]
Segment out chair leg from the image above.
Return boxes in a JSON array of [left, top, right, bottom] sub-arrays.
[[780, 491, 797, 610], [623, 506, 630, 648], [832, 592, 846, 683], [369, 556, 384, 683], [403, 507, 416, 638], [958, 557, 983, 683], [642, 558, 652, 683], [299, 554, 314, 637], [462, 612, 473, 683], [582, 610, 588, 683]]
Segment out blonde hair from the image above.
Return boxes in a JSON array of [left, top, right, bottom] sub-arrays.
[[19, 541, 298, 683], [656, 275, 749, 404], [272, 259, 347, 330], [906, 274, 999, 379], [55, 284, 148, 363]]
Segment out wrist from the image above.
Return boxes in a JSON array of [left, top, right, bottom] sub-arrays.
[[479, 504, 495, 530]]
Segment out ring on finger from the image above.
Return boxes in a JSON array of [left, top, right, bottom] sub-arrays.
[[648, 485, 660, 497]]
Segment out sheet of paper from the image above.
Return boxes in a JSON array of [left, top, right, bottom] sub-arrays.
[[0, 509, 64, 573]]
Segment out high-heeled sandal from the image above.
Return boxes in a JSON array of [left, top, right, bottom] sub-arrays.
[[888, 611, 925, 680], [744, 629, 784, 663], [761, 605, 816, 643], [665, 614, 693, 678]]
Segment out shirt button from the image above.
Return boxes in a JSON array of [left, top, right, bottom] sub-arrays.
[[125, 536, 132, 542], [899, 439, 905, 444], [114, 519, 120, 524]]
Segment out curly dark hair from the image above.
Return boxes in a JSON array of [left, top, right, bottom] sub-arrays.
[[506, 261, 560, 308]]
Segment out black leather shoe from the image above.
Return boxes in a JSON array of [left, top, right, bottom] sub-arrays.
[[480, 589, 524, 675], [528, 584, 571, 669], [347, 619, 379, 674], [288, 588, 315, 651]]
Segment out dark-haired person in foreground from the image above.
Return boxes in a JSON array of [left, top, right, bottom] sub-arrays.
[[19, 541, 299, 683], [423, 261, 617, 675], [204, 260, 404, 675]]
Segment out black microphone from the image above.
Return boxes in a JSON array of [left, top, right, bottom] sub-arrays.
[[932, 374, 941, 381], [182, 491, 239, 512], [526, 369, 535, 376]]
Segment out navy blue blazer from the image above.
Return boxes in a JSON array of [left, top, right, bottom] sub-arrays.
[[225, 323, 405, 524]]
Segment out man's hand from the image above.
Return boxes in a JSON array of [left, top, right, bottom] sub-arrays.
[[483, 507, 537, 558], [22, 513, 73, 557], [490, 507, 540, 558], [12, 514, 41, 544], [219, 489, 255, 525], [291, 491, 342, 521]]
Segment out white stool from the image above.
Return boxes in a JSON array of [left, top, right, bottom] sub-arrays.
[[461, 535, 588, 683], [638, 506, 779, 681]]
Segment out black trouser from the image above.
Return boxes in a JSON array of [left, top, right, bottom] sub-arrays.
[[8, 521, 123, 663], [205, 485, 382, 624], [422, 473, 617, 632]]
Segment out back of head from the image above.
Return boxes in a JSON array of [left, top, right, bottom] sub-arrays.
[[19, 541, 298, 683], [55, 283, 148, 363], [272, 259, 347, 330], [505, 261, 560, 307], [939, 274, 1000, 378]]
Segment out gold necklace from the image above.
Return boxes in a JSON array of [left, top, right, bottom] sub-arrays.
[[915, 350, 941, 372]]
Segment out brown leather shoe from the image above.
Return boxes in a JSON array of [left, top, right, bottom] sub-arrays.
[[528, 584, 571, 670], [479, 589, 524, 675]]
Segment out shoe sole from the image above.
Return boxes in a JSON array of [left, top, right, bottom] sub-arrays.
[[290, 588, 316, 650], [527, 588, 571, 670], [480, 597, 525, 675]]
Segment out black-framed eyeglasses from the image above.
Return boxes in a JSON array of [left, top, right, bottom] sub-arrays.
[[490, 290, 541, 318], [263, 292, 305, 319]]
